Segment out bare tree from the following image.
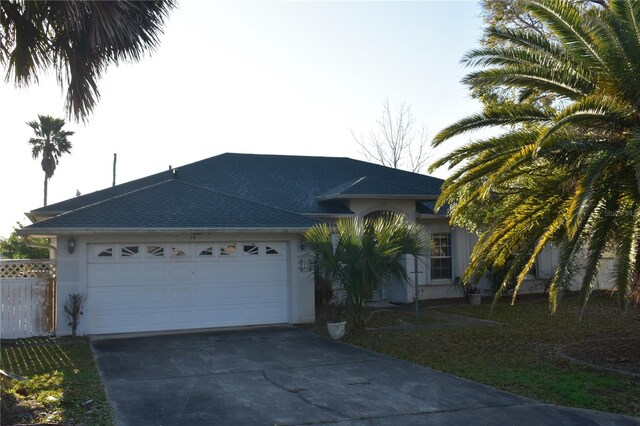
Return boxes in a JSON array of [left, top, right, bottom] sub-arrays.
[[352, 100, 430, 173]]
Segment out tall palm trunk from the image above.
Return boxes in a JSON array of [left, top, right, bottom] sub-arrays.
[[43, 175, 48, 206]]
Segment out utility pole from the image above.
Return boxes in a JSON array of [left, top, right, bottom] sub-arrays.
[[112, 153, 117, 187]]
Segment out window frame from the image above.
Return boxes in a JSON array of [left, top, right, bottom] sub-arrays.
[[430, 233, 452, 281]]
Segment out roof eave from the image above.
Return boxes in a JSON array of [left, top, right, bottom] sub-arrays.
[[302, 213, 354, 218], [316, 194, 440, 201], [416, 213, 448, 219], [24, 211, 59, 224], [17, 227, 313, 237]]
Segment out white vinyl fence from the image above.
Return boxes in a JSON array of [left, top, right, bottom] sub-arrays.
[[1, 260, 56, 339]]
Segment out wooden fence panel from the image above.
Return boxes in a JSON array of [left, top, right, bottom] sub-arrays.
[[0, 278, 51, 339], [1, 260, 55, 339]]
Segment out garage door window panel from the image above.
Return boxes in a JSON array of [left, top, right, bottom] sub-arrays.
[[94, 246, 114, 258], [121, 246, 140, 258], [146, 245, 165, 257], [197, 245, 215, 257], [243, 243, 259, 255], [220, 243, 237, 256], [172, 245, 189, 257]]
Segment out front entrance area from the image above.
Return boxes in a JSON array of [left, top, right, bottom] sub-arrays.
[[85, 242, 288, 334]]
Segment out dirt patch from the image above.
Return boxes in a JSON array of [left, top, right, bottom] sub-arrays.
[[563, 337, 640, 375]]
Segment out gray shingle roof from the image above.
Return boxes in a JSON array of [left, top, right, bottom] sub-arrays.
[[27, 180, 319, 231], [318, 176, 434, 200], [26, 153, 444, 232]]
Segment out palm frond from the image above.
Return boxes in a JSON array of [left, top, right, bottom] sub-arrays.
[[3, 1, 175, 121], [433, 103, 552, 146], [528, 0, 607, 71]]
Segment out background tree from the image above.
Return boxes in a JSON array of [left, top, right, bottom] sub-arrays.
[[475, 0, 604, 104], [305, 213, 426, 331], [352, 100, 431, 173], [431, 0, 640, 315], [0, 1, 175, 121], [0, 223, 49, 259], [28, 115, 73, 206]]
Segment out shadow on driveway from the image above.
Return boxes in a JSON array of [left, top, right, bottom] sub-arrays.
[[91, 326, 639, 425]]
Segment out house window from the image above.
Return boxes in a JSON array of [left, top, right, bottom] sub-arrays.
[[198, 246, 214, 256], [121, 246, 139, 257], [97, 247, 113, 257], [243, 243, 259, 255], [147, 245, 164, 257], [220, 243, 236, 256], [266, 245, 279, 255], [431, 233, 452, 280]]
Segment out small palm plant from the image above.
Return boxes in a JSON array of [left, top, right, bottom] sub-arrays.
[[305, 213, 426, 331]]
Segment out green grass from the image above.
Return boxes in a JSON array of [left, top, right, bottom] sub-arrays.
[[365, 309, 446, 329], [1, 338, 113, 425], [346, 294, 640, 416]]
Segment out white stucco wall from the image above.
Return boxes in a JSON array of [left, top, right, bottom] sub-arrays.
[[53, 232, 315, 336], [348, 199, 417, 218]]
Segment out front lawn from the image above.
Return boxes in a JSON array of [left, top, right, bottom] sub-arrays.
[[346, 294, 640, 417], [1, 337, 113, 425]]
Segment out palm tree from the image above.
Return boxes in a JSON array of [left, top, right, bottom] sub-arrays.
[[27, 115, 74, 206], [305, 213, 426, 331], [430, 0, 640, 316], [1, 1, 175, 121]]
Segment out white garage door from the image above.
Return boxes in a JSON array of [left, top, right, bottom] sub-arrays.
[[86, 242, 288, 334]]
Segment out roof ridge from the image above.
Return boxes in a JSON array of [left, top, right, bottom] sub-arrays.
[[318, 176, 366, 198], [355, 175, 431, 193], [172, 180, 321, 222], [32, 169, 173, 213], [29, 179, 176, 227], [221, 152, 352, 160], [317, 175, 436, 200]]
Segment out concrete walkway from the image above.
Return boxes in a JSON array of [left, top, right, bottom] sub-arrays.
[[91, 327, 639, 426]]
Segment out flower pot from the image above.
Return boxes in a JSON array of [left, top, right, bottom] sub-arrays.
[[469, 294, 481, 305], [326, 321, 346, 339]]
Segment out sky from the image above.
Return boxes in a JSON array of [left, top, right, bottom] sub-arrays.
[[0, 1, 486, 238]]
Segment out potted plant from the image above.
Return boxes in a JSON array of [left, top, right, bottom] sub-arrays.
[[326, 301, 347, 339], [467, 285, 482, 305]]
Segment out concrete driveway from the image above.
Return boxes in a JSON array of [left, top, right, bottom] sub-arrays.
[[91, 327, 639, 425]]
